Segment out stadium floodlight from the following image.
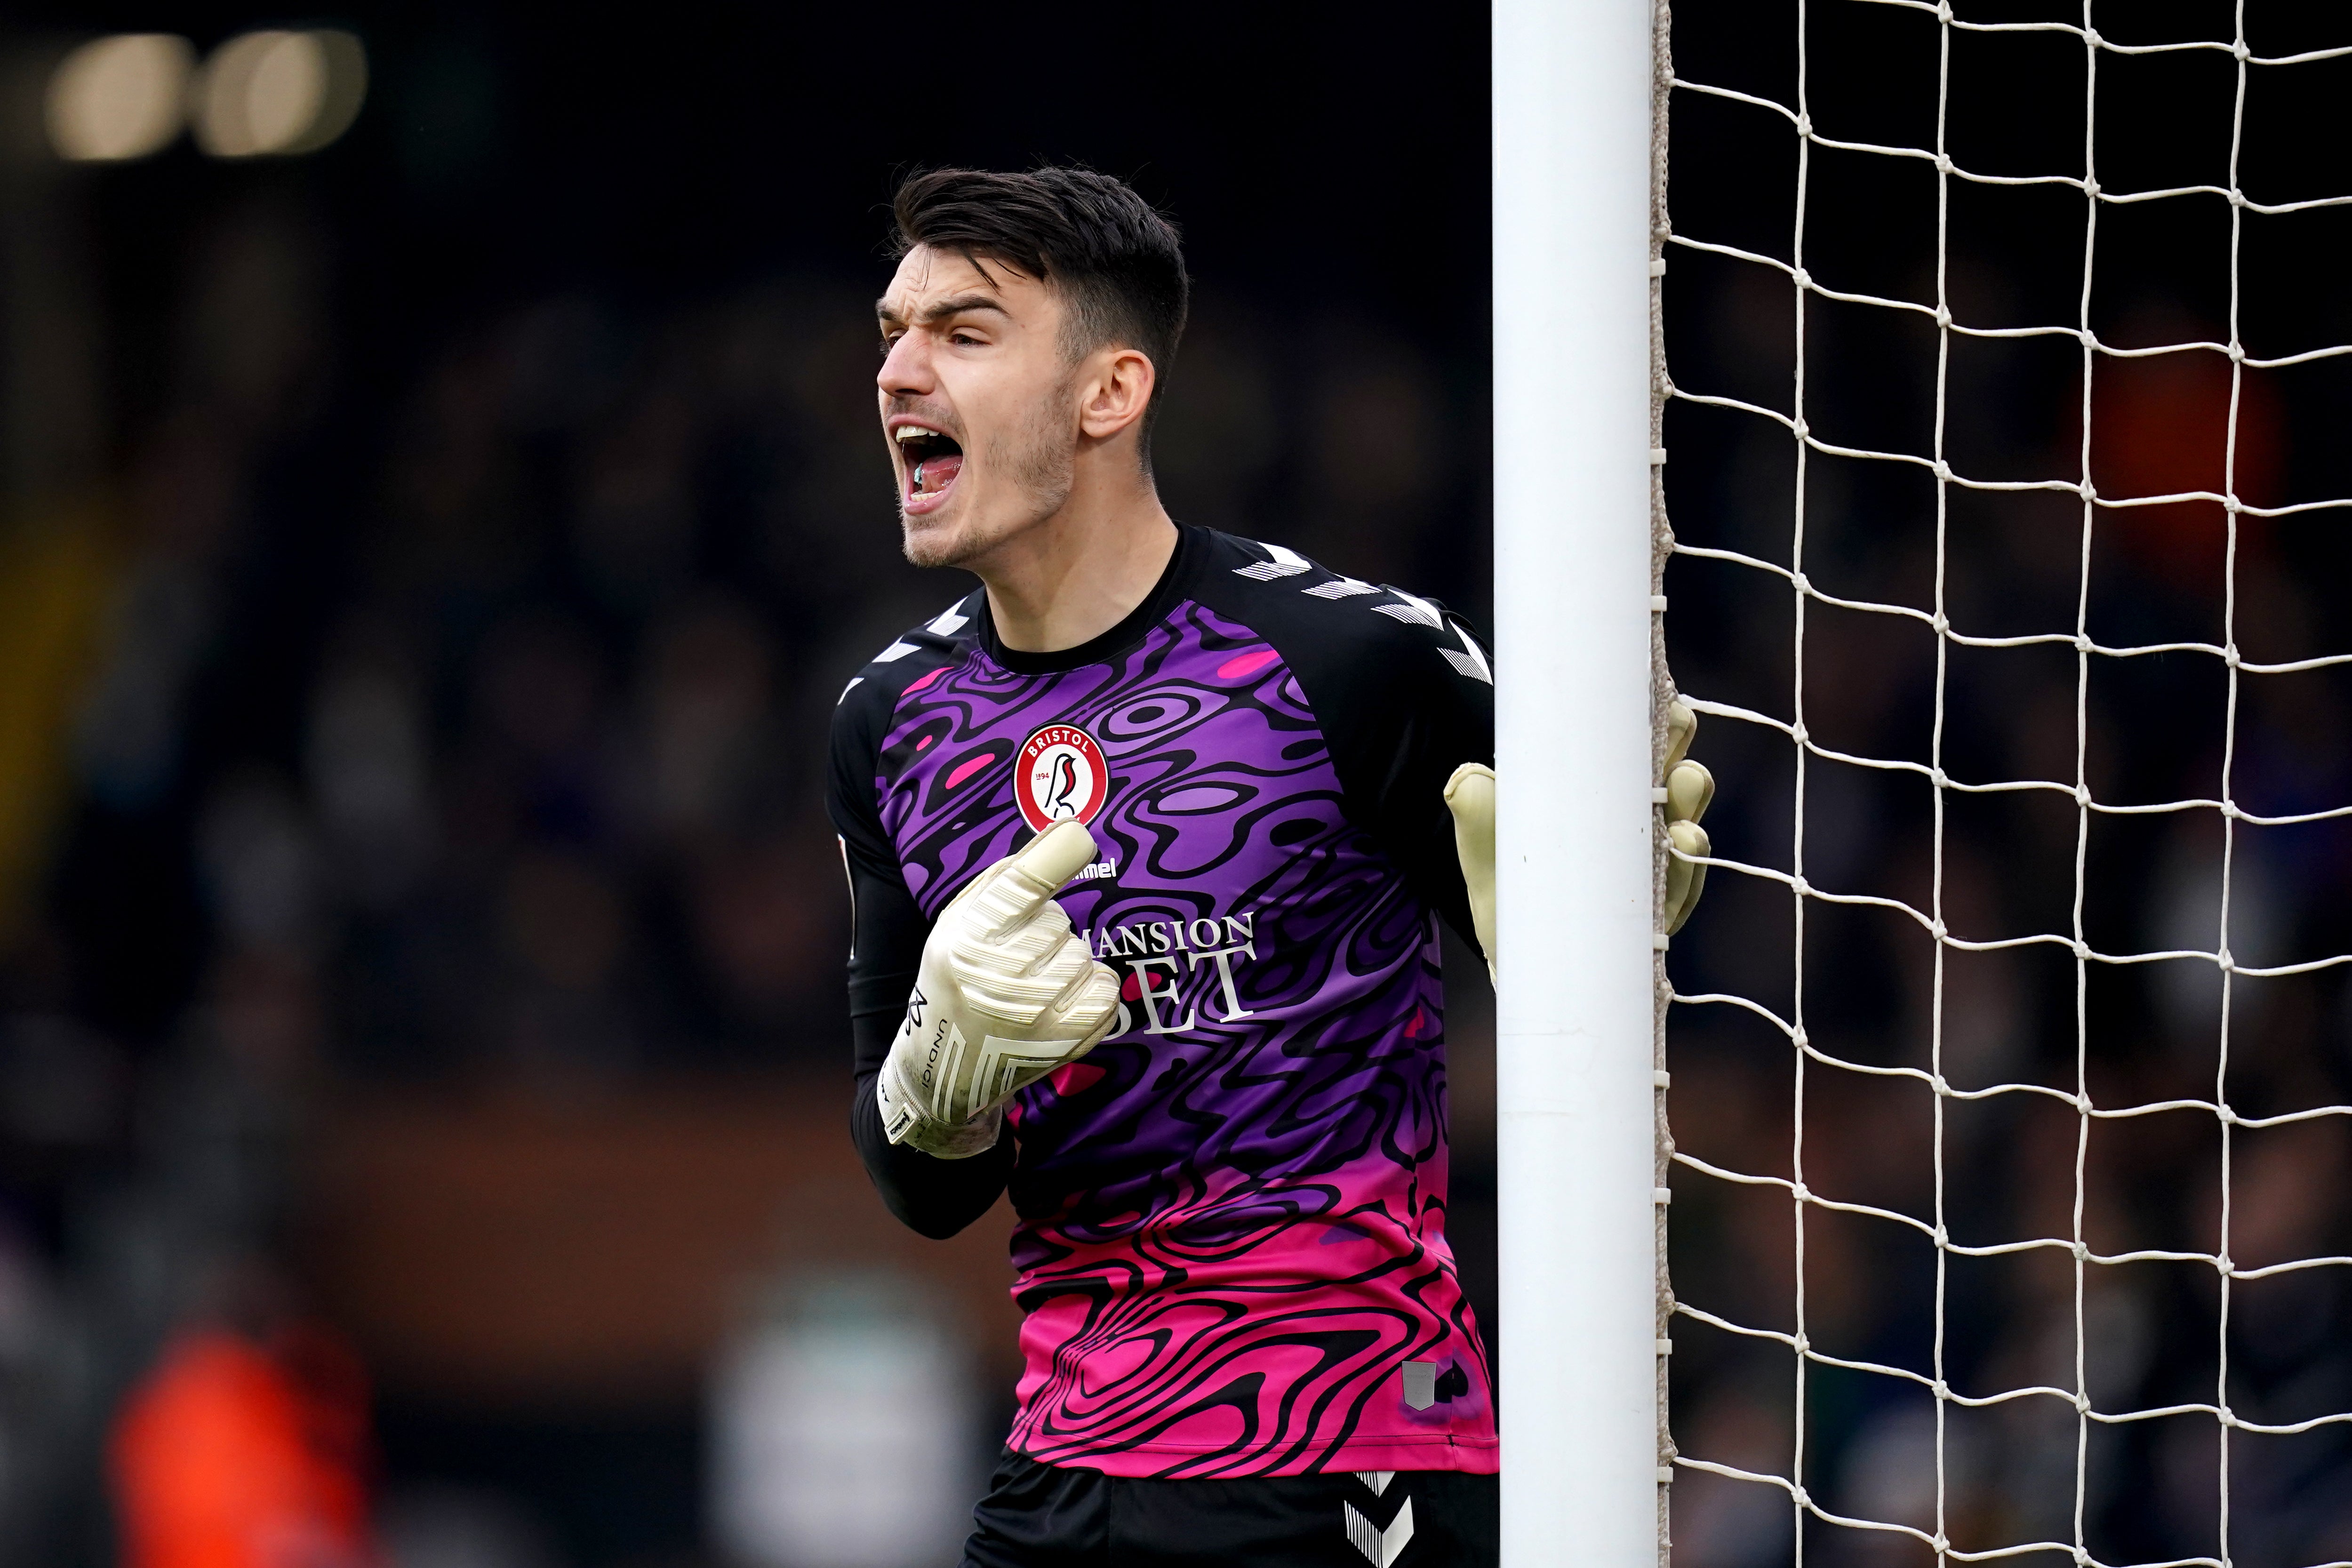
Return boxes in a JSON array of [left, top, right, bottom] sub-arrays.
[[190, 29, 368, 159], [1492, 1, 1664, 1565], [45, 34, 196, 163]]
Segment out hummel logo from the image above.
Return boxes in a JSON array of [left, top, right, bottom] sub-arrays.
[[1343, 1497, 1414, 1567], [1440, 623, 1492, 685], [1233, 542, 1311, 579]]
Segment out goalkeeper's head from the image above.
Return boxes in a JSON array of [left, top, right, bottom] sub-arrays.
[[876, 166, 1189, 570]]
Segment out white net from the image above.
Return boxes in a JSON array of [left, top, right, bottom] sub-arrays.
[[1657, 4, 2352, 1568]]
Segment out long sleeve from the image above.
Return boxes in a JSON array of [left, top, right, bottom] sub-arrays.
[[1191, 554, 1496, 960], [1320, 600, 1494, 959], [840, 843, 1013, 1238], [830, 655, 1012, 1239]]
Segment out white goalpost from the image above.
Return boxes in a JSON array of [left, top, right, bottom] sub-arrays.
[[1499, 2, 2352, 1566], [1492, 0, 1663, 1564]]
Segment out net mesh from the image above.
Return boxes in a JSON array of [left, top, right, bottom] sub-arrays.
[[1656, 4, 2352, 1566]]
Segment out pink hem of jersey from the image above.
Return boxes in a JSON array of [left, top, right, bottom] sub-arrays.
[[1012, 1433, 1501, 1479]]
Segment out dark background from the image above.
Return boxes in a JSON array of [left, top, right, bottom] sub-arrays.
[[0, 4, 1496, 1565], [3, 1, 2350, 1566]]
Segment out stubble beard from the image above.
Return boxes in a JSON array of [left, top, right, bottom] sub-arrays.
[[899, 378, 1076, 570]]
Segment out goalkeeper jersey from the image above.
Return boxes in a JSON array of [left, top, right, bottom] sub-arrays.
[[826, 524, 1497, 1479]]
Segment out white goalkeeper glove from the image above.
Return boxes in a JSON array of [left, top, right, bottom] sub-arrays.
[[1439, 698, 1716, 985], [876, 819, 1122, 1159], [1443, 763, 1496, 986], [1663, 697, 1715, 936]]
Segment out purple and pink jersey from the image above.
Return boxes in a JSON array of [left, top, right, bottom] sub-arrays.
[[828, 526, 1496, 1479]]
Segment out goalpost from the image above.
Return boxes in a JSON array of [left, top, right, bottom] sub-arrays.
[[1497, 3, 2352, 1566], [1493, 0, 1662, 1563]]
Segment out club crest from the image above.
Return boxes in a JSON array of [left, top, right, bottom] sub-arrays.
[[1016, 723, 1108, 832]]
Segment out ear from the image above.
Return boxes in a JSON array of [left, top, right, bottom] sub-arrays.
[[1075, 347, 1158, 444]]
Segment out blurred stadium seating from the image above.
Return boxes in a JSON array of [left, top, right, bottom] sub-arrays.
[[7, 2, 2344, 1566], [0, 5, 1491, 1564]]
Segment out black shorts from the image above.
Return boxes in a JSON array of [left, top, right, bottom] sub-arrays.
[[960, 1449, 1499, 1568]]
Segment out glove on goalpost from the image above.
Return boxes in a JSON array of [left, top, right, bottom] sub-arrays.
[[877, 819, 1123, 1159], [1444, 763, 1497, 986], [1663, 697, 1714, 936], [1440, 697, 1718, 987]]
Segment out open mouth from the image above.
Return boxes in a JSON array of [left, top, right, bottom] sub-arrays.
[[894, 423, 964, 512]]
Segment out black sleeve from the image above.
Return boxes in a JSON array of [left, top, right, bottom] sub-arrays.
[[1193, 540, 1495, 958], [1324, 597, 1494, 958], [828, 672, 1013, 1239]]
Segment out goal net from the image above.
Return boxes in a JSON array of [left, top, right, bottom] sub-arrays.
[[1656, 5, 2352, 1568]]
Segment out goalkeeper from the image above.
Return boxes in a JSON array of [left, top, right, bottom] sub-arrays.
[[827, 167, 1711, 1567]]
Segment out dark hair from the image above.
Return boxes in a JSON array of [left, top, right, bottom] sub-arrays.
[[890, 166, 1190, 447]]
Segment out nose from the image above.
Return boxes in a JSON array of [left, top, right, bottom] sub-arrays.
[[878, 328, 934, 402]]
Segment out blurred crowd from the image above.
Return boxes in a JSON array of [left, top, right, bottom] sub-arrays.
[[7, 2, 2349, 1567], [0, 22, 1489, 1561]]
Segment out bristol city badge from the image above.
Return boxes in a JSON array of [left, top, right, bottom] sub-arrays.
[[1016, 723, 1108, 832]]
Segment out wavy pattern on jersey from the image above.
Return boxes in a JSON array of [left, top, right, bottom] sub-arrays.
[[875, 600, 1496, 1478]]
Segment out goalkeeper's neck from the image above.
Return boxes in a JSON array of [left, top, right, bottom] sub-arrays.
[[968, 470, 1180, 657]]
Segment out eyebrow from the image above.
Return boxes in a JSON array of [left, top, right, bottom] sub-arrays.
[[876, 293, 1013, 328]]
